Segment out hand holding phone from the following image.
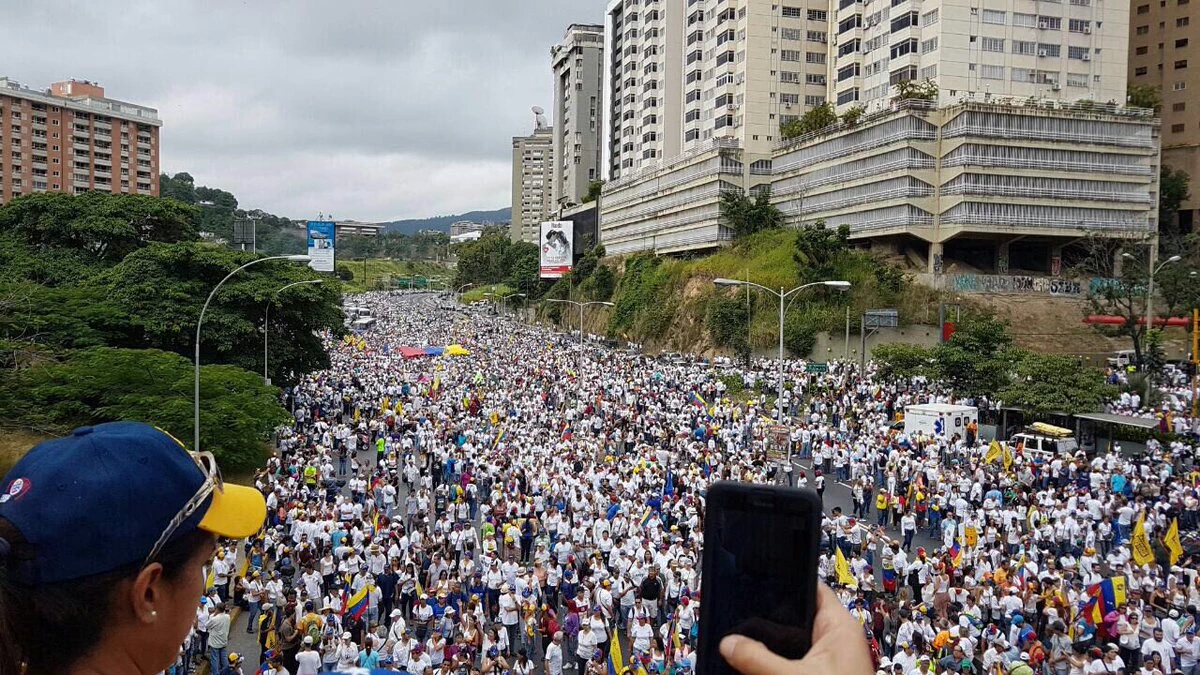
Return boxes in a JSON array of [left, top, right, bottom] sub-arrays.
[[696, 482, 823, 675]]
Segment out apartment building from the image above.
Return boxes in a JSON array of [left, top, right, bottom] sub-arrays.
[[828, 0, 1129, 114], [510, 122, 555, 244], [0, 78, 160, 205], [771, 99, 1159, 278], [601, 0, 831, 254], [551, 24, 605, 211], [1128, 0, 1197, 232]]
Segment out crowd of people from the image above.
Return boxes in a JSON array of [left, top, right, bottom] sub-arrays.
[[175, 291, 1200, 675]]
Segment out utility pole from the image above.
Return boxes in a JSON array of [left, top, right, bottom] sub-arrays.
[[1192, 308, 1198, 417]]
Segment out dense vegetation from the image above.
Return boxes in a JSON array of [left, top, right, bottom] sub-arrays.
[[160, 172, 306, 256], [872, 315, 1115, 416], [0, 191, 344, 471]]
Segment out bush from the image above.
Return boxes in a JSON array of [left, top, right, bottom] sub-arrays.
[[335, 264, 354, 281], [783, 312, 818, 357], [708, 296, 750, 356], [0, 347, 288, 472]]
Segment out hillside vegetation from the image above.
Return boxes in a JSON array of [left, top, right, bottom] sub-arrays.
[[541, 228, 940, 357]]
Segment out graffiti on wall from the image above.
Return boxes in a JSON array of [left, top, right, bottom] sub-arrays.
[[949, 274, 1087, 296]]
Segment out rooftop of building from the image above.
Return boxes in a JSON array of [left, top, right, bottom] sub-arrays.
[[0, 76, 161, 126]]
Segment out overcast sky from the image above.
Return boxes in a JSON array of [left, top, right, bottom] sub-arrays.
[[0, 1, 602, 221]]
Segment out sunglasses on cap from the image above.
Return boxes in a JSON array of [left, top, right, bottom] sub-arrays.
[[144, 450, 224, 566]]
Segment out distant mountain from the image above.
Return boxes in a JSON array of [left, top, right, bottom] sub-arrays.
[[382, 208, 511, 235]]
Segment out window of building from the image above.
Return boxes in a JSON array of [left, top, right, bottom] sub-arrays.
[[781, 49, 802, 61], [890, 11, 917, 32], [1013, 12, 1037, 27], [807, 51, 827, 63], [1173, 102, 1186, 111], [780, 93, 801, 105], [889, 38, 918, 58], [921, 37, 939, 53], [807, 30, 827, 42], [1136, 25, 1150, 34], [982, 37, 1005, 52], [804, 94, 826, 106], [983, 9, 1007, 24], [1172, 123, 1186, 132], [1135, 66, 1149, 75], [781, 27, 802, 40], [921, 8, 939, 25], [838, 63, 861, 81], [1038, 43, 1061, 57], [836, 88, 860, 105], [806, 73, 827, 85], [1178, 17, 1190, 26], [782, 6, 803, 17], [1137, 3, 1150, 11], [1012, 40, 1038, 55], [1012, 67, 1034, 81], [1136, 45, 1149, 54], [982, 64, 1006, 79], [1068, 19, 1091, 32], [1175, 59, 1188, 68], [808, 9, 827, 21], [919, 64, 938, 80], [1177, 38, 1190, 48], [1038, 16, 1062, 29], [1066, 72, 1089, 87], [1069, 46, 1091, 59], [780, 70, 802, 83], [840, 14, 862, 33], [1173, 80, 1187, 90]]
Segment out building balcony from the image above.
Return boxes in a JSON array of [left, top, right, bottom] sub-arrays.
[[74, 142, 91, 152]]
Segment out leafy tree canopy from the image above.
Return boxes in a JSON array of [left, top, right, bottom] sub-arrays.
[[719, 187, 783, 239], [998, 352, 1114, 416], [780, 103, 837, 139]]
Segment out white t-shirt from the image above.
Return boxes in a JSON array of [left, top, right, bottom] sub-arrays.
[[295, 649, 322, 675]]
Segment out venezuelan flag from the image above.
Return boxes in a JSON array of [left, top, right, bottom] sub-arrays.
[[638, 508, 654, 529], [343, 585, 370, 621], [1088, 576, 1127, 620], [949, 542, 963, 567], [562, 423, 573, 440], [688, 390, 707, 409], [608, 629, 625, 675], [492, 426, 507, 449]]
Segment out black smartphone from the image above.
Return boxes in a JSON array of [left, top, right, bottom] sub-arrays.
[[696, 481, 822, 674]]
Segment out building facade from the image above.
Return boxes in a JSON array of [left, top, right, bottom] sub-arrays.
[[1128, 0, 1197, 232], [551, 24, 605, 211], [601, 0, 831, 253], [0, 77, 161, 205], [510, 123, 555, 244], [828, 0, 1130, 113], [771, 99, 1159, 276]]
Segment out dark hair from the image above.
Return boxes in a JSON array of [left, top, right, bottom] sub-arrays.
[[0, 518, 212, 674]]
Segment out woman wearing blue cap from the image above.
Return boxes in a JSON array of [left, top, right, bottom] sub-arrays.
[[0, 421, 266, 675]]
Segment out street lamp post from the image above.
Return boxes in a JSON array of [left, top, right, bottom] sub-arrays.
[[713, 278, 851, 416], [499, 293, 527, 315], [455, 283, 474, 304], [1123, 250, 1182, 403], [195, 254, 311, 452], [545, 299, 615, 375], [264, 279, 323, 385]]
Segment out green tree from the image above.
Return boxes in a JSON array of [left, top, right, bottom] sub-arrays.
[[453, 228, 513, 288], [783, 311, 817, 357], [583, 180, 605, 204], [793, 219, 850, 284], [892, 78, 939, 102], [335, 264, 355, 281], [1160, 166, 1192, 239], [1077, 239, 1152, 366], [719, 188, 783, 238], [0, 347, 289, 471], [0, 191, 199, 266], [999, 352, 1114, 416], [159, 172, 198, 204], [100, 242, 344, 384], [781, 102, 838, 139], [708, 296, 750, 360], [1128, 84, 1162, 111], [503, 241, 544, 298], [840, 104, 866, 126], [871, 343, 936, 379], [932, 314, 1014, 398]]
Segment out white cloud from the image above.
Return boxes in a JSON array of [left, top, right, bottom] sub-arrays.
[[0, 0, 602, 220]]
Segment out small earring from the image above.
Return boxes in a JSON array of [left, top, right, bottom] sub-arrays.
[[149, 610, 158, 620]]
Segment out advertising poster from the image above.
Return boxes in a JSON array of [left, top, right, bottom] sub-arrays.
[[539, 220, 574, 279], [306, 221, 336, 272]]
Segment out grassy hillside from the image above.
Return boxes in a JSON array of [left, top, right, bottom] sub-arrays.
[[340, 259, 451, 293], [383, 208, 511, 235], [552, 229, 941, 356]]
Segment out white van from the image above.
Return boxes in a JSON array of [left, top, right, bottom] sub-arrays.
[[352, 317, 377, 331], [1107, 350, 1137, 369], [1008, 422, 1079, 460]]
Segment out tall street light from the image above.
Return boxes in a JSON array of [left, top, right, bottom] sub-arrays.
[[1123, 250, 1181, 403], [264, 279, 323, 385], [455, 283, 474, 304], [195, 254, 311, 452], [545, 299, 615, 375], [497, 292, 527, 315], [713, 278, 851, 416]]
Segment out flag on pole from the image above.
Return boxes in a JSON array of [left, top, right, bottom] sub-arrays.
[[663, 468, 675, 497], [492, 426, 507, 449], [1166, 518, 1184, 565], [984, 440, 1002, 464], [688, 391, 708, 409], [1002, 444, 1014, 470], [1131, 512, 1155, 566], [834, 546, 857, 588], [949, 541, 964, 567], [638, 508, 654, 529], [1085, 576, 1128, 624], [342, 585, 371, 621]]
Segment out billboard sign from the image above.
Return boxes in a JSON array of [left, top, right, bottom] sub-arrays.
[[539, 221, 574, 279], [306, 221, 336, 272]]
